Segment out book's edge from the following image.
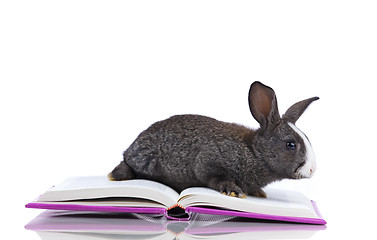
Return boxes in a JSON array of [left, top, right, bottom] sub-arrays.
[[185, 203, 327, 225], [25, 202, 167, 215], [26, 197, 326, 225], [311, 200, 326, 223], [25, 201, 326, 224]]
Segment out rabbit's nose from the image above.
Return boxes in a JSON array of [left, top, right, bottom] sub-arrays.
[[309, 167, 316, 177]]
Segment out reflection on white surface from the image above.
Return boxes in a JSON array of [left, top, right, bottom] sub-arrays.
[[25, 210, 326, 240]]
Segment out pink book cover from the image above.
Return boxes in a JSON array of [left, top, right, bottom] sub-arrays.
[[25, 201, 326, 225]]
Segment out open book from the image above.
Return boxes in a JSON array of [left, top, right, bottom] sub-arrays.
[[25, 176, 326, 225]]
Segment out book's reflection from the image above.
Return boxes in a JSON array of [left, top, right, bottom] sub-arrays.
[[25, 210, 326, 240]]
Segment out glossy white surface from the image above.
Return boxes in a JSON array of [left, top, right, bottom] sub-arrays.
[[24, 210, 326, 239]]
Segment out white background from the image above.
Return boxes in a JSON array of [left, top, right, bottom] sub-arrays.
[[1, 1, 376, 239]]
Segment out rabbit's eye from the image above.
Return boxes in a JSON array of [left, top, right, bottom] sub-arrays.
[[286, 141, 296, 151]]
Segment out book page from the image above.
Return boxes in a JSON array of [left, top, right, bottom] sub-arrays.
[[37, 176, 180, 208], [178, 187, 318, 219], [51, 176, 177, 194]]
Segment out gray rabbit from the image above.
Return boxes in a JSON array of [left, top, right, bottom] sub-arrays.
[[109, 82, 319, 198]]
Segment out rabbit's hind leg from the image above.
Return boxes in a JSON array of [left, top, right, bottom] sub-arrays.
[[108, 161, 135, 181]]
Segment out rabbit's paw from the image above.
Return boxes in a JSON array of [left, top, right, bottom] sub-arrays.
[[251, 189, 267, 198], [222, 191, 247, 199], [209, 178, 246, 198]]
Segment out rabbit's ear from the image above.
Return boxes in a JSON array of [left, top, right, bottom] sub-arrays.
[[248, 82, 280, 130], [283, 97, 319, 124]]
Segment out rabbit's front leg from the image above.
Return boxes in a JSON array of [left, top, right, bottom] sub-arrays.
[[251, 189, 267, 198], [208, 177, 246, 198]]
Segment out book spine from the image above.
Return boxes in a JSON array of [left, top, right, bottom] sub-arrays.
[[166, 204, 190, 220]]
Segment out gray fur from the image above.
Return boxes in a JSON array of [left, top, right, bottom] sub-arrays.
[[109, 82, 319, 197]]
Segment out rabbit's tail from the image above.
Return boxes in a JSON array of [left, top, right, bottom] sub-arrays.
[[108, 161, 135, 181]]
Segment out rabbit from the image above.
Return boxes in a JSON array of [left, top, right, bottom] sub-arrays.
[[108, 81, 319, 198]]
